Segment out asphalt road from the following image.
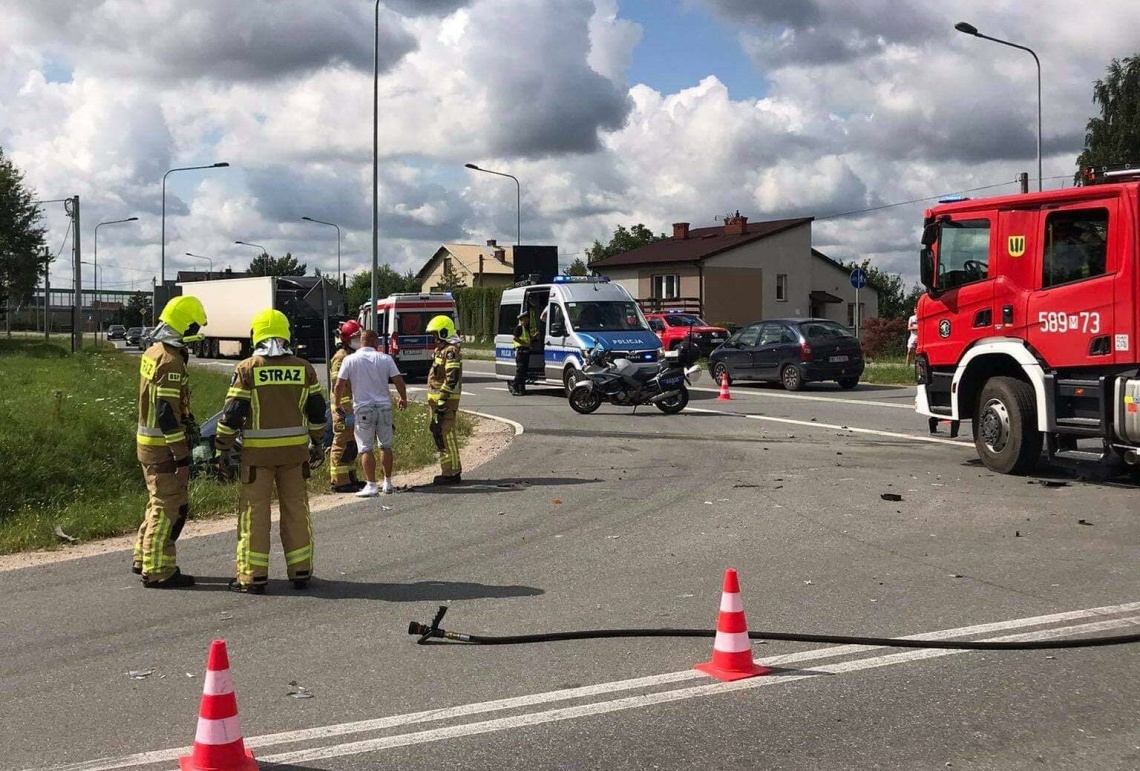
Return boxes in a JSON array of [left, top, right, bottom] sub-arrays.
[[4, 355, 1140, 770]]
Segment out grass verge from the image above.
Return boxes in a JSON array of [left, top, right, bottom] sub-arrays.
[[0, 339, 470, 554]]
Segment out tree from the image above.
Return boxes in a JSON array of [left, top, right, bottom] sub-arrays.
[[123, 293, 152, 328], [1075, 54, 1140, 179], [0, 146, 48, 316], [586, 223, 665, 265], [844, 259, 910, 319], [344, 265, 418, 315], [247, 252, 307, 277], [566, 257, 589, 276], [437, 259, 467, 292]]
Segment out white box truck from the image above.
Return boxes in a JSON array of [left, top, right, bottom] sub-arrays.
[[176, 275, 341, 360]]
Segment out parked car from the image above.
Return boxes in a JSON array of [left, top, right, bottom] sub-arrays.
[[107, 324, 127, 340], [645, 312, 730, 355], [125, 327, 144, 346], [708, 318, 864, 391], [136, 326, 155, 350]]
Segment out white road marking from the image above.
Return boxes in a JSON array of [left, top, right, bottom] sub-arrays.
[[691, 385, 914, 410], [50, 602, 1140, 771], [684, 407, 971, 447], [461, 409, 525, 436], [263, 615, 1140, 764]]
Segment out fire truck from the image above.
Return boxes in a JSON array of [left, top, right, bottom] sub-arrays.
[[914, 164, 1140, 474]]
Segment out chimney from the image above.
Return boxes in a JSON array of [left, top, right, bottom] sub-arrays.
[[486, 239, 497, 247], [724, 210, 748, 236], [672, 222, 690, 240], [494, 247, 507, 263]]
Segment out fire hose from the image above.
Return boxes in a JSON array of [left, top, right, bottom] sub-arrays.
[[408, 606, 1140, 650]]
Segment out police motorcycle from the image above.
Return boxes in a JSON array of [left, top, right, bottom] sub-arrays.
[[567, 342, 702, 415]]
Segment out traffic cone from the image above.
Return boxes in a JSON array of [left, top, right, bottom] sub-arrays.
[[718, 372, 732, 401], [695, 568, 770, 681], [180, 640, 258, 771]]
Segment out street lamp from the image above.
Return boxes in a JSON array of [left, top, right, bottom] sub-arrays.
[[94, 216, 138, 339], [465, 163, 521, 245], [955, 21, 1042, 192], [301, 217, 342, 286], [185, 252, 214, 277], [161, 163, 229, 288], [234, 240, 268, 256], [371, 0, 382, 330]]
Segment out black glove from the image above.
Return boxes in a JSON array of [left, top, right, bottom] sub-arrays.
[[308, 442, 325, 470], [432, 400, 448, 417]]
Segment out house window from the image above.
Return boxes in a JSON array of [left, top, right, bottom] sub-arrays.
[[846, 303, 866, 328], [776, 274, 788, 302], [652, 274, 680, 299]]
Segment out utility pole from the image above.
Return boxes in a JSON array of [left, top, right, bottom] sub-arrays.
[[44, 269, 50, 340], [67, 196, 82, 352]]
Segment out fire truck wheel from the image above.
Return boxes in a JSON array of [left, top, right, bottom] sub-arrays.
[[973, 376, 1042, 475]]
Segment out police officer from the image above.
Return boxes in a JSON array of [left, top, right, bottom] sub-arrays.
[[215, 309, 327, 594], [133, 295, 208, 588], [425, 315, 463, 485], [328, 320, 364, 493], [508, 308, 535, 395]]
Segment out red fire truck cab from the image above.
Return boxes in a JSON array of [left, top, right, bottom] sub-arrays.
[[915, 164, 1140, 474]]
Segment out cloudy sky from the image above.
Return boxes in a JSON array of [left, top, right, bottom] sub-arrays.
[[1, 0, 1136, 297]]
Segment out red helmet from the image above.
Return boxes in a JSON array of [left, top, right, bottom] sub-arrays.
[[338, 319, 362, 346]]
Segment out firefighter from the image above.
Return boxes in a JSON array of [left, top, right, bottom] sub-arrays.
[[328, 319, 364, 493], [426, 315, 463, 485], [508, 308, 536, 396], [215, 309, 327, 594], [132, 295, 208, 588]]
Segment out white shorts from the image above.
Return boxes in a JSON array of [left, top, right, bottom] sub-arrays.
[[353, 406, 393, 452], [907, 334, 918, 351]]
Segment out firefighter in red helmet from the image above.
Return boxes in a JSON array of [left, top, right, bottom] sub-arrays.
[[328, 319, 364, 492]]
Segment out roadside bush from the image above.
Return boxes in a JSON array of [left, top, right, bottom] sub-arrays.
[[861, 316, 907, 359]]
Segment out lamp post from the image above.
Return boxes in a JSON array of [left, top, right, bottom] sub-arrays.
[[371, 0, 382, 330], [161, 163, 229, 319], [234, 240, 268, 257], [94, 216, 138, 339], [301, 217, 342, 286], [80, 261, 103, 338], [185, 252, 214, 279], [465, 163, 521, 245], [954, 21, 1042, 192]]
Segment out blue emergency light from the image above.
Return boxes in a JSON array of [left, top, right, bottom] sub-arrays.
[[552, 275, 610, 284], [938, 195, 970, 203]]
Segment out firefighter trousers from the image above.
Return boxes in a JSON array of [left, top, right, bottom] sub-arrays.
[[328, 417, 359, 487], [429, 401, 462, 477], [235, 462, 313, 586], [133, 462, 189, 580]]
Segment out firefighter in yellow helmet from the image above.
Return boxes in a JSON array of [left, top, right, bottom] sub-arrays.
[[426, 315, 463, 484], [132, 295, 207, 588], [214, 309, 327, 594], [328, 320, 364, 493]]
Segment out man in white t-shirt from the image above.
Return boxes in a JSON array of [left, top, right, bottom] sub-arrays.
[[333, 330, 408, 497], [905, 313, 918, 367]]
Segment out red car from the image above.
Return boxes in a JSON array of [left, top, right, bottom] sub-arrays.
[[645, 312, 730, 355]]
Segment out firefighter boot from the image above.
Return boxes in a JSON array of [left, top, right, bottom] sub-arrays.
[[144, 567, 196, 589]]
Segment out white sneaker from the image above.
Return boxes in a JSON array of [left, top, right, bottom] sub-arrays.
[[355, 482, 379, 498], [382, 479, 394, 494]]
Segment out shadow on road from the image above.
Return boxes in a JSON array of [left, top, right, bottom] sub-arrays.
[[405, 477, 603, 494], [190, 577, 545, 602]]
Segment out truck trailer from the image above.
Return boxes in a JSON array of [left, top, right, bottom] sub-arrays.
[[176, 275, 342, 361]]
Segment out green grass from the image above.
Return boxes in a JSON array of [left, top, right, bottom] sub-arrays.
[[0, 339, 471, 554], [860, 355, 916, 386]]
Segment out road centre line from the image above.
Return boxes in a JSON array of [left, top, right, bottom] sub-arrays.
[[50, 602, 1140, 771], [261, 615, 1140, 764], [684, 407, 970, 447], [691, 385, 915, 410]]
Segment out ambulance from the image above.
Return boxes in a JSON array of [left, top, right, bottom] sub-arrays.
[[495, 276, 663, 392], [358, 292, 457, 380]]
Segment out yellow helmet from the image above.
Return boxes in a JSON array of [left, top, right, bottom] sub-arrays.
[[250, 308, 291, 346], [426, 315, 456, 341], [159, 295, 208, 342]]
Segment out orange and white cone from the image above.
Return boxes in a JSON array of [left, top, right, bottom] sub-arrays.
[[718, 372, 732, 401], [180, 640, 258, 771], [695, 568, 770, 681]]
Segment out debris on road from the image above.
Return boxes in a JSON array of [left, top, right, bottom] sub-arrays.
[[127, 669, 155, 680], [287, 681, 313, 699], [732, 483, 762, 488], [1035, 479, 1069, 488], [880, 493, 903, 502], [1078, 519, 1094, 526]]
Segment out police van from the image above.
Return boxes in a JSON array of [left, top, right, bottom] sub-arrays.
[[358, 292, 457, 380], [495, 276, 663, 392]]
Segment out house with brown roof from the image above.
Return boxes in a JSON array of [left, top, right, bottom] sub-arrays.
[[416, 240, 516, 291], [588, 213, 879, 328]]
